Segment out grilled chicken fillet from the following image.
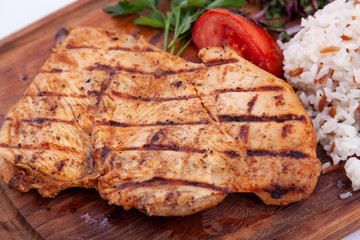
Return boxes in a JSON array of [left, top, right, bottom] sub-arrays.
[[0, 27, 321, 216]]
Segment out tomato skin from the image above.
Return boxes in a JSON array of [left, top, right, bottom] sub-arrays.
[[192, 9, 284, 78]]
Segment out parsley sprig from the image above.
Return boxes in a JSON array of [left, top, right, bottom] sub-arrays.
[[104, 0, 246, 55]]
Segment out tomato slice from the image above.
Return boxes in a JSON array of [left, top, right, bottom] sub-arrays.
[[192, 9, 284, 78]]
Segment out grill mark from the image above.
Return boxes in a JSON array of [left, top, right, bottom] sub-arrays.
[[149, 31, 163, 45], [41, 69, 63, 73], [86, 64, 204, 75], [97, 120, 209, 128], [247, 150, 309, 159], [3, 117, 13, 122], [123, 144, 205, 153], [0, 144, 79, 154], [108, 46, 154, 52], [110, 90, 197, 102], [88, 63, 113, 72], [41, 59, 247, 76], [247, 94, 258, 114], [66, 45, 100, 50], [117, 177, 230, 193], [204, 58, 239, 67], [219, 114, 307, 123], [221, 65, 229, 83], [239, 125, 249, 143], [214, 86, 284, 94], [25, 93, 87, 98], [109, 86, 284, 103], [99, 121, 130, 127], [21, 118, 75, 125]]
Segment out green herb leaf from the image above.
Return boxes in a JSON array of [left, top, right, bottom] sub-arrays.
[[104, 0, 247, 55], [207, 0, 246, 10], [187, 0, 208, 8], [132, 0, 160, 10], [133, 12, 165, 28], [103, 1, 143, 16]]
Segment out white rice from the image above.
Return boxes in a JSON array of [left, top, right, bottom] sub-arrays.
[[339, 191, 353, 199], [281, 0, 360, 191]]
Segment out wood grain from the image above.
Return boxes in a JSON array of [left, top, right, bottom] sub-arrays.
[[0, 0, 359, 239]]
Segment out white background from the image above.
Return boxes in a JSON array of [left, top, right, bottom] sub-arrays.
[[0, 0, 359, 239], [0, 0, 75, 40]]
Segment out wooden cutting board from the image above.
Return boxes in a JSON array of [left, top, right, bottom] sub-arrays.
[[0, 0, 359, 239]]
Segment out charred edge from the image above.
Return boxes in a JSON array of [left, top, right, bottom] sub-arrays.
[[55, 28, 69, 48], [282, 124, 293, 138], [111, 90, 197, 102], [247, 94, 259, 114], [219, 114, 307, 123], [66, 45, 100, 50], [97, 120, 209, 128], [117, 177, 229, 193], [7, 169, 38, 188], [123, 144, 205, 153], [100, 146, 111, 163], [239, 125, 249, 144], [264, 185, 302, 199], [0, 143, 78, 154], [25, 93, 87, 98], [22, 118, 75, 125], [204, 58, 239, 67], [214, 86, 284, 95], [8, 175, 23, 190], [55, 28, 69, 41], [108, 46, 154, 52], [247, 150, 309, 159]]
